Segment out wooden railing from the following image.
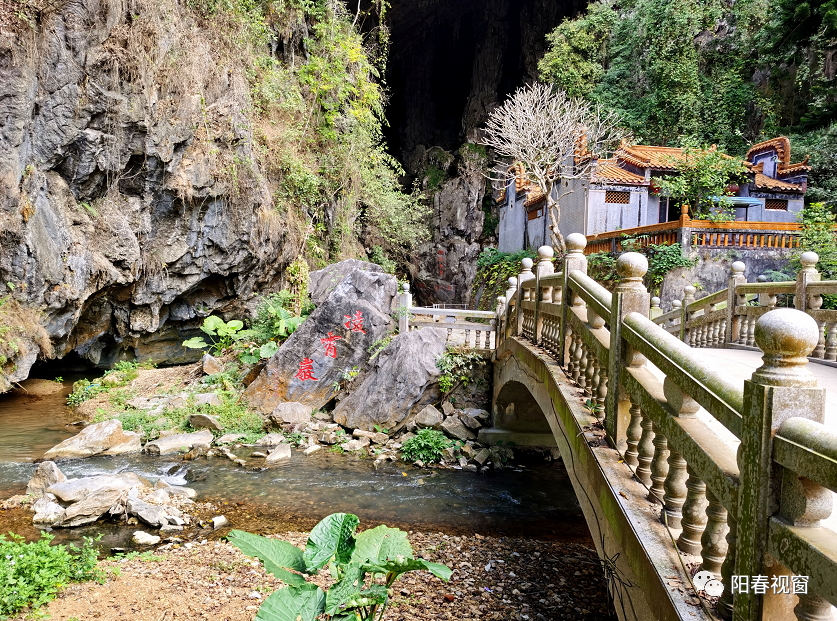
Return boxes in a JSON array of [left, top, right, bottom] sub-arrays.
[[496, 236, 837, 621], [397, 284, 496, 350], [585, 215, 808, 255]]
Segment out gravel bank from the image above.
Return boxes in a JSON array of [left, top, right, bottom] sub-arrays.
[[22, 530, 613, 620]]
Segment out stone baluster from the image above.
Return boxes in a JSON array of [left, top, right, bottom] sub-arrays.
[[677, 466, 708, 554], [595, 363, 607, 410], [808, 289, 825, 358], [717, 513, 737, 619], [648, 423, 669, 505], [699, 490, 729, 578], [625, 397, 642, 468], [731, 308, 825, 621], [584, 351, 596, 397], [519, 258, 534, 300], [727, 261, 747, 344], [577, 341, 588, 391], [826, 321, 837, 361], [398, 283, 412, 333], [746, 314, 756, 346], [504, 277, 518, 340], [737, 314, 749, 345], [650, 296, 662, 320], [669, 300, 682, 333], [683, 285, 697, 345], [795, 251, 820, 312], [566, 326, 577, 375], [636, 410, 655, 486], [661, 378, 697, 528]]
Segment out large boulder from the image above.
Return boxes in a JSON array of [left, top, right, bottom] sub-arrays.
[[60, 487, 125, 527], [245, 269, 397, 414], [332, 327, 447, 431], [143, 430, 214, 455], [26, 461, 67, 496], [309, 259, 384, 306], [48, 473, 151, 503], [43, 420, 141, 460], [414, 404, 443, 430], [189, 413, 223, 431], [269, 402, 313, 425]]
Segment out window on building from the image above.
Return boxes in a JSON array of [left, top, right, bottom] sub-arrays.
[[605, 191, 631, 204], [527, 208, 543, 221], [765, 199, 788, 210]]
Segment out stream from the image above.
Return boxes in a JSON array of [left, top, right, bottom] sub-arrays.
[[0, 376, 590, 550]]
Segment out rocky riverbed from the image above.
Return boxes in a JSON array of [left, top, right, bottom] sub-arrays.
[[15, 530, 611, 621]]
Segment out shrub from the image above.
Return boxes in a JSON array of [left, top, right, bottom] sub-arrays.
[[182, 316, 245, 355], [0, 532, 105, 617], [401, 428, 452, 463], [435, 347, 486, 394], [228, 513, 451, 621]]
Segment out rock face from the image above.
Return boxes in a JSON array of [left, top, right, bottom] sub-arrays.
[[269, 402, 313, 425], [43, 420, 141, 460], [143, 430, 213, 455], [332, 327, 447, 431], [26, 461, 67, 496], [0, 0, 294, 392], [245, 269, 397, 413], [48, 472, 150, 503], [61, 487, 125, 527], [309, 259, 384, 305], [415, 404, 444, 430]]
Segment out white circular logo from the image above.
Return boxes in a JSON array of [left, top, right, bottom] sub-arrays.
[[704, 579, 724, 597], [693, 571, 715, 591]]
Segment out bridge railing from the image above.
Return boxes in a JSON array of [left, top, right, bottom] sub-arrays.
[[396, 284, 496, 350], [500, 234, 837, 621], [651, 253, 837, 363]]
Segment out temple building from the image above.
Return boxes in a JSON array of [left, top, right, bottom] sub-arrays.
[[497, 137, 810, 253]]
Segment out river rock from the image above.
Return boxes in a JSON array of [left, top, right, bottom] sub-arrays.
[[265, 443, 292, 463], [309, 259, 384, 305], [212, 515, 229, 529], [202, 353, 224, 375], [127, 497, 169, 527], [48, 473, 150, 503], [60, 487, 125, 527], [304, 445, 321, 455], [132, 531, 161, 546], [26, 461, 67, 496], [440, 416, 476, 441], [352, 429, 389, 444], [463, 408, 490, 423], [441, 402, 455, 416], [414, 404, 444, 430], [318, 432, 338, 444], [146, 489, 170, 504], [194, 393, 222, 407], [216, 433, 243, 445], [254, 433, 286, 446], [245, 268, 397, 414], [269, 402, 313, 425], [167, 486, 198, 499], [333, 328, 447, 431], [189, 413, 223, 431], [343, 438, 369, 451], [43, 420, 141, 460], [459, 412, 482, 430], [473, 448, 491, 466], [144, 430, 213, 455], [32, 496, 66, 526]]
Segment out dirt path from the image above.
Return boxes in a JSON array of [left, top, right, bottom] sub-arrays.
[[21, 531, 612, 620]]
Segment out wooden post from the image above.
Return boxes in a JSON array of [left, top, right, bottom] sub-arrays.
[[733, 309, 825, 621], [560, 234, 588, 366], [726, 261, 746, 345], [605, 252, 650, 451], [398, 283, 412, 334]]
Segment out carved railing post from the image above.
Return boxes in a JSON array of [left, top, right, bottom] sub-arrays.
[[495, 296, 507, 349], [504, 277, 517, 340], [559, 233, 588, 366], [733, 309, 824, 621], [517, 258, 534, 337], [650, 296, 662, 320], [700, 490, 729, 579], [661, 377, 698, 527], [605, 252, 650, 451], [681, 285, 696, 344], [398, 283, 413, 333], [535, 246, 554, 345], [677, 465, 708, 554], [795, 251, 820, 312], [727, 261, 747, 344]]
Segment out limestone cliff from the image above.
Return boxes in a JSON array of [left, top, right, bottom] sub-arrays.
[[0, 0, 294, 387]]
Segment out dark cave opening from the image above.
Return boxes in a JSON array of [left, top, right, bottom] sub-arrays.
[[383, 0, 586, 165]]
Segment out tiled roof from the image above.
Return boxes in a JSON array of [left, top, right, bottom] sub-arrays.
[[524, 186, 546, 207], [746, 136, 811, 175], [593, 159, 648, 185], [754, 173, 804, 192], [617, 144, 685, 171]]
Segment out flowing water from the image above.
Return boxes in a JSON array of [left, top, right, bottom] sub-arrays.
[[0, 377, 589, 549]]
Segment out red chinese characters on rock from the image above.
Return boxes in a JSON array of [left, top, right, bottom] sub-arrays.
[[320, 332, 342, 358], [343, 310, 366, 334], [294, 358, 318, 381]]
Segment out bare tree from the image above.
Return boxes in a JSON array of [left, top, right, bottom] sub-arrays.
[[481, 83, 629, 253]]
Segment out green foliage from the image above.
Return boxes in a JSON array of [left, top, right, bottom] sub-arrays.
[[367, 334, 393, 361], [182, 316, 245, 355], [471, 248, 539, 310], [435, 347, 486, 395], [67, 361, 147, 407], [651, 140, 749, 218], [588, 242, 695, 295], [227, 514, 450, 620], [0, 532, 104, 617], [330, 366, 360, 393], [787, 124, 837, 205], [401, 429, 452, 464], [794, 202, 837, 309], [368, 246, 396, 274]]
